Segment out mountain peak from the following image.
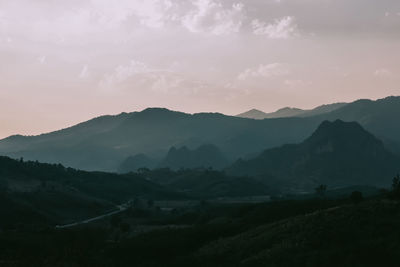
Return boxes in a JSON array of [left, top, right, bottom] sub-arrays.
[[248, 108, 265, 113], [312, 120, 366, 137], [276, 107, 303, 112], [227, 119, 398, 190], [236, 109, 267, 119], [140, 107, 174, 114], [129, 108, 188, 121], [304, 120, 385, 154]]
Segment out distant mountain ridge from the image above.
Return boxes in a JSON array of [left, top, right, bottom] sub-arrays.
[[237, 102, 347, 119], [227, 120, 400, 191], [1, 96, 400, 172], [0, 108, 318, 171]]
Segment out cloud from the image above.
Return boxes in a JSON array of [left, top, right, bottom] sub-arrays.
[[70, 0, 247, 36], [374, 68, 393, 77], [0, 0, 310, 42], [91, 0, 178, 29], [100, 60, 150, 87], [88, 0, 248, 35], [38, 56, 47, 65], [79, 65, 89, 79], [150, 74, 209, 95], [0, 10, 6, 30], [251, 16, 299, 39], [0, 0, 179, 45], [0, 0, 249, 45], [182, 0, 245, 35], [99, 60, 209, 95], [237, 63, 290, 81], [284, 79, 311, 88]]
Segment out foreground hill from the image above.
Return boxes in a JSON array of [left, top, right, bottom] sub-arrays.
[[143, 168, 271, 198], [0, 156, 181, 226], [1, 96, 400, 171], [194, 199, 400, 267], [4, 194, 400, 267], [227, 120, 400, 191], [0, 156, 273, 228]]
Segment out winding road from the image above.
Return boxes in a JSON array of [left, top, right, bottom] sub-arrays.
[[55, 203, 130, 229]]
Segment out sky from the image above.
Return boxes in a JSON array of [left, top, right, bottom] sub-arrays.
[[0, 0, 400, 138]]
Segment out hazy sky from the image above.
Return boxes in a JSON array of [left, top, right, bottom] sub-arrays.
[[0, 0, 400, 138]]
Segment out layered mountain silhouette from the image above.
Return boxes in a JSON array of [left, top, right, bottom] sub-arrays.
[[238, 107, 305, 119], [227, 120, 400, 191], [0, 109, 317, 171], [237, 103, 347, 119], [158, 144, 229, 170], [312, 97, 400, 147], [1, 96, 400, 172]]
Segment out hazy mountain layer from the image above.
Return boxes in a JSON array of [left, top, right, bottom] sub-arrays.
[[158, 144, 229, 170], [227, 120, 400, 191], [1, 96, 400, 172], [237, 102, 347, 119], [0, 109, 318, 171]]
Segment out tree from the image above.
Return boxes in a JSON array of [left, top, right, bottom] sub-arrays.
[[0, 180, 8, 193], [147, 199, 154, 208], [110, 215, 122, 228], [133, 198, 140, 208], [315, 184, 327, 198], [137, 167, 150, 175], [120, 222, 131, 233], [391, 174, 400, 199], [350, 191, 363, 204]]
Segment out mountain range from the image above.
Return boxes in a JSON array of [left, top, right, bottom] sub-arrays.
[[237, 102, 347, 119], [227, 120, 400, 191], [3, 97, 400, 267], [0, 109, 317, 171], [1, 96, 400, 172]]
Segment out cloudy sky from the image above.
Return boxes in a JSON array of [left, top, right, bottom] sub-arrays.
[[0, 0, 399, 138]]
